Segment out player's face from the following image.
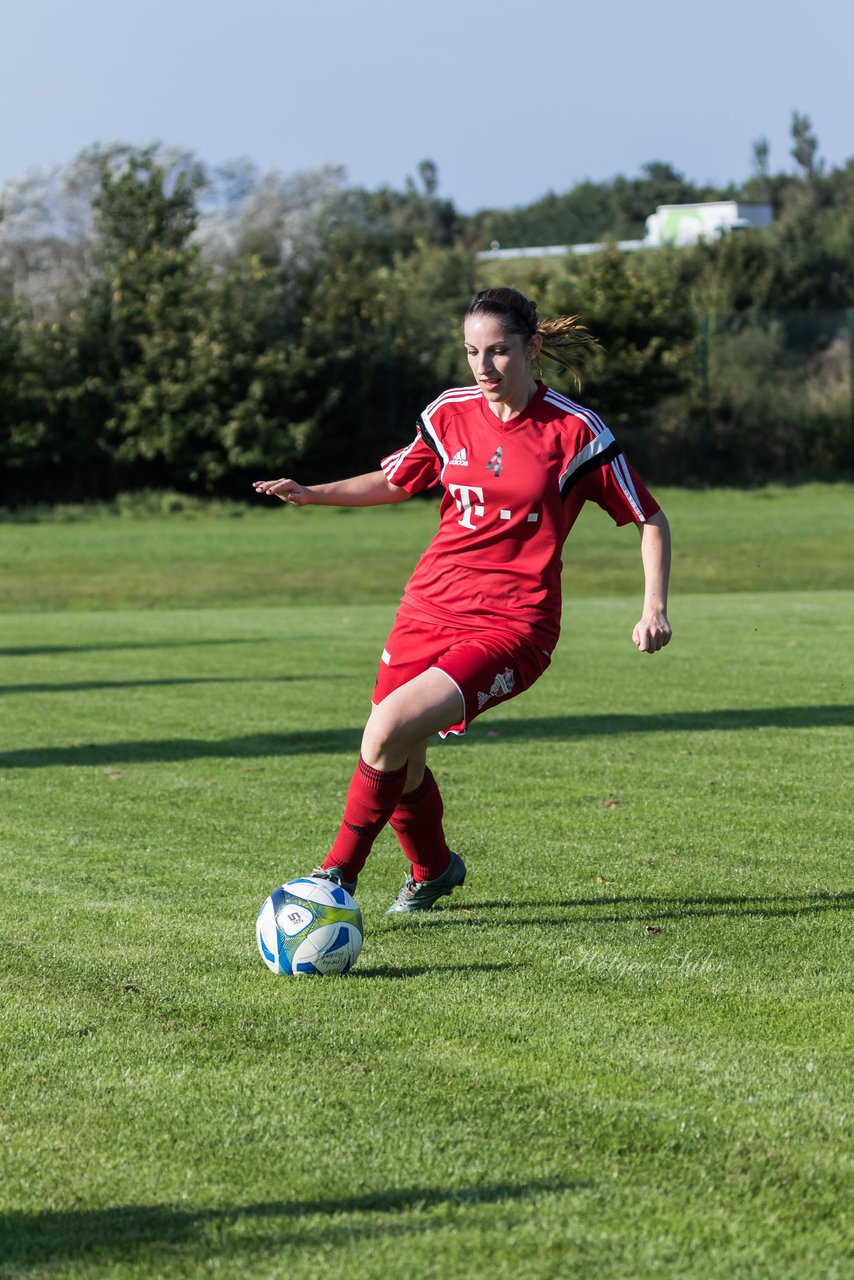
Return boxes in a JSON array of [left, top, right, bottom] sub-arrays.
[[463, 315, 541, 416]]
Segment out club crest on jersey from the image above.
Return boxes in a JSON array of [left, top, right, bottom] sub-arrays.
[[449, 447, 468, 467], [477, 667, 515, 709], [486, 447, 504, 477]]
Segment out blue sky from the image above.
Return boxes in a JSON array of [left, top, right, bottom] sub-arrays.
[[3, 0, 852, 212]]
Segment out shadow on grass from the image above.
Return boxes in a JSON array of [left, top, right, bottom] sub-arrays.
[[0, 1179, 581, 1267], [1, 704, 850, 769], [0, 729, 362, 768], [0, 638, 267, 657], [0, 674, 347, 696], [402, 890, 854, 927], [486, 705, 854, 738]]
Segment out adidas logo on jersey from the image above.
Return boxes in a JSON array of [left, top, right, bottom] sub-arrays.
[[449, 448, 469, 467]]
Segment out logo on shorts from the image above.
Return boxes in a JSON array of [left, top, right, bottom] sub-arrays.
[[477, 667, 515, 709]]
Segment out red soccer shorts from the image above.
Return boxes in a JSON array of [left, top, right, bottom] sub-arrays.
[[371, 612, 552, 737]]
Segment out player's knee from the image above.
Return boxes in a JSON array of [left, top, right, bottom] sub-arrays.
[[361, 712, 408, 765]]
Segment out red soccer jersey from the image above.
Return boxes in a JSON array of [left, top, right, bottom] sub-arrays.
[[380, 381, 659, 649]]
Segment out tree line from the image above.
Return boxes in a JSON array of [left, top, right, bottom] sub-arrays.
[[1, 113, 851, 505]]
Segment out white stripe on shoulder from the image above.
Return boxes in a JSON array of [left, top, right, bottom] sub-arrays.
[[544, 387, 609, 438], [610, 452, 645, 520], [559, 431, 617, 489], [382, 435, 420, 482], [423, 384, 482, 416]]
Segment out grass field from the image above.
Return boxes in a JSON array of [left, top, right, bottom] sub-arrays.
[[1, 487, 852, 1279]]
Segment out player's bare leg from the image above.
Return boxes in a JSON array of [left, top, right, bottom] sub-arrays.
[[360, 668, 463, 772], [401, 740, 428, 793]]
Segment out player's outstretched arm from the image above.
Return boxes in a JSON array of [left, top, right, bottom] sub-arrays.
[[633, 510, 672, 654], [252, 470, 410, 508]]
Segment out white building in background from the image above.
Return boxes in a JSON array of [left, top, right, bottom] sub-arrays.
[[644, 201, 773, 247], [476, 201, 773, 261]]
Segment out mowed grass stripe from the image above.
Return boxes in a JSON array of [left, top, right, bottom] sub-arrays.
[[1, 482, 853, 611]]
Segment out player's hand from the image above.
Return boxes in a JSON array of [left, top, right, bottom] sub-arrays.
[[632, 610, 672, 653], [252, 478, 312, 506]]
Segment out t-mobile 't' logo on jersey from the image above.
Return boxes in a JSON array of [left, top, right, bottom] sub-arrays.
[[448, 483, 485, 530]]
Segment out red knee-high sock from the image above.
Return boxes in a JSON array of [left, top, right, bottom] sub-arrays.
[[322, 758, 408, 880], [388, 767, 451, 882]]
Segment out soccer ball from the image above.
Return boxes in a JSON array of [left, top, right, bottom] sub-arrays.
[[256, 877, 363, 976]]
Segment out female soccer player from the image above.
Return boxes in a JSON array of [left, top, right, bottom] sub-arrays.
[[253, 287, 672, 913]]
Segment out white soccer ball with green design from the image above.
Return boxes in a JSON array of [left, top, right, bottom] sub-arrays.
[[256, 878, 363, 976]]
